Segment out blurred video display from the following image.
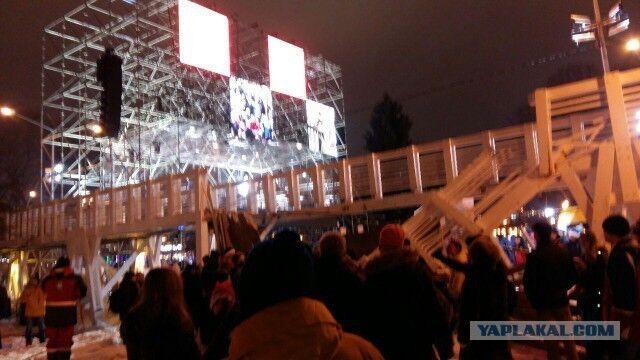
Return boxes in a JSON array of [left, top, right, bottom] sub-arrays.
[[306, 100, 337, 157], [230, 77, 274, 141]]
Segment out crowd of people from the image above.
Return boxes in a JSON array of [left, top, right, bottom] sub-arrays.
[[3, 213, 640, 359], [521, 216, 640, 360], [106, 225, 456, 359], [112, 216, 640, 360]]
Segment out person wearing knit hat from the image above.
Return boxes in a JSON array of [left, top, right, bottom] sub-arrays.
[[229, 230, 383, 360], [363, 225, 453, 359], [378, 224, 405, 252], [602, 215, 640, 358]]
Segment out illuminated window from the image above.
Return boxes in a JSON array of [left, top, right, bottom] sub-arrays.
[[268, 36, 306, 99], [178, 0, 230, 76]]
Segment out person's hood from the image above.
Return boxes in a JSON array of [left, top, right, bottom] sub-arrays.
[[229, 297, 344, 360]]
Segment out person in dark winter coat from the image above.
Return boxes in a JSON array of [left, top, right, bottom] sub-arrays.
[[41, 257, 87, 360], [121, 268, 200, 360], [0, 282, 10, 320], [565, 235, 582, 258], [604, 216, 638, 312], [200, 250, 225, 344], [574, 228, 607, 360], [181, 265, 204, 332], [363, 224, 453, 360], [313, 231, 364, 334], [523, 221, 578, 360], [229, 230, 383, 360], [201, 250, 221, 296], [0, 281, 10, 349], [457, 235, 512, 359], [203, 275, 241, 360], [602, 215, 640, 359], [202, 269, 238, 360], [109, 271, 140, 321]]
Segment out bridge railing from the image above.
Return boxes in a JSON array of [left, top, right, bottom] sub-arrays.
[[207, 117, 591, 215], [6, 68, 640, 248], [0, 170, 204, 248], [0, 116, 600, 248]]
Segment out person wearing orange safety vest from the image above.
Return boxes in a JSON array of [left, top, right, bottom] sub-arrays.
[[41, 257, 87, 360]]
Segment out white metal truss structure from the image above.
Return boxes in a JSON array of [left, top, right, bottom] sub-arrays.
[[2, 247, 66, 300], [41, 0, 346, 201], [8, 66, 640, 321], [404, 69, 640, 269]]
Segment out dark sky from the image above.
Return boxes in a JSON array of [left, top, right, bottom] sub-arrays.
[[2, 0, 640, 156]]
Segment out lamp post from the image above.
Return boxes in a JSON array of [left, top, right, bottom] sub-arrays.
[[0, 106, 52, 204], [592, 0, 610, 72], [571, 1, 630, 74], [0, 106, 53, 132], [27, 190, 37, 207], [1, 105, 103, 202]]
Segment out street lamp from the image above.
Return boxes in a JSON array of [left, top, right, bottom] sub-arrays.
[[87, 123, 104, 135], [571, 1, 630, 73], [626, 38, 640, 52], [0, 106, 16, 117], [0, 105, 53, 131], [27, 190, 37, 207]]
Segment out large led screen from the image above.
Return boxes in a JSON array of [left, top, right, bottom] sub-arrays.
[[230, 77, 274, 141], [179, 0, 230, 77], [268, 36, 306, 99], [306, 100, 337, 157]]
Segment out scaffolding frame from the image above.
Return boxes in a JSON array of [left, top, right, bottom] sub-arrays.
[[41, 0, 346, 201]]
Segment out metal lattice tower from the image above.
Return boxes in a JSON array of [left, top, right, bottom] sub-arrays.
[[41, 0, 346, 200]]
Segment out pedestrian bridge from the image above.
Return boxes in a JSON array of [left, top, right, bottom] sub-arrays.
[[3, 68, 640, 318]]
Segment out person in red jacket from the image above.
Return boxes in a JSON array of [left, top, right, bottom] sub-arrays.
[[41, 257, 87, 360]]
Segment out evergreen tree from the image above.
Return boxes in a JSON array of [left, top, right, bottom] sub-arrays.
[[364, 93, 412, 152]]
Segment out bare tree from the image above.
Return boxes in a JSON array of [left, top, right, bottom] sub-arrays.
[[0, 117, 40, 210]]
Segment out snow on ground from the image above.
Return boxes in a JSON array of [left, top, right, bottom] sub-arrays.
[[0, 318, 552, 359], [0, 320, 126, 360]]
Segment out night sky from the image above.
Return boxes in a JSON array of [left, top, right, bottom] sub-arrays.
[[2, 0, 640, 156]]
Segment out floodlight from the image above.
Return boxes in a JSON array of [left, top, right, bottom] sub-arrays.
[[544, 207, 555, 218], [0, 106, 15, 117], [237, 181, 250, 197], [626, 38, 640, 52], [88, 123, 103, 135]]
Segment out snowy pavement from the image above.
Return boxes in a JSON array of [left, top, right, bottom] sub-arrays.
[[0, 319, 552, 359], [0, 320, 126, 360]]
